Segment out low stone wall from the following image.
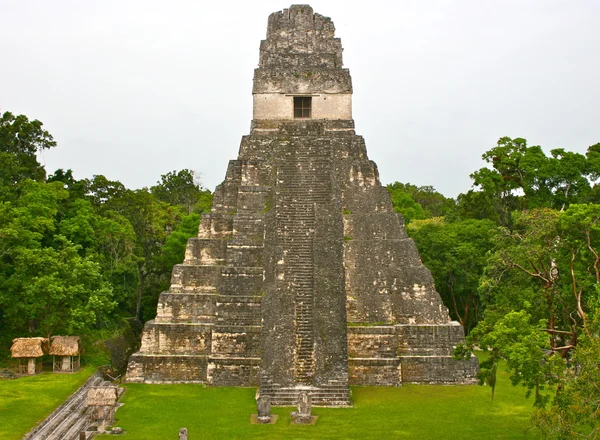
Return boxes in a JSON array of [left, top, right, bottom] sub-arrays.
[[126, 354, 208, 383], [348, 358, 401, 386], [400, 356, 479, 384], [207, 357, 261, 386]]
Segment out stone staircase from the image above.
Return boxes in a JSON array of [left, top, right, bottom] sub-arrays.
[[276, 145, 332, 384], [259, 139, 351, 405], [278, 201, 316, 383], [23, 371, 122, 440], [259, 384, 351, 407]]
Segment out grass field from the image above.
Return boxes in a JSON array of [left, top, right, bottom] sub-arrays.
[[0, 361, 542, 440], [104, 370, 541, 440], [0, 366, 96, 440]]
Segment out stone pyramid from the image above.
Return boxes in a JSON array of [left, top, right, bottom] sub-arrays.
[[126, 4, 478, 406]]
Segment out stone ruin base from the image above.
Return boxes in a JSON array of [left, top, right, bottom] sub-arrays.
[[126, 352, 261, 385], [348, 323, 479, 386], [127, 322, 478, 391], [126, 353, 208, 384]]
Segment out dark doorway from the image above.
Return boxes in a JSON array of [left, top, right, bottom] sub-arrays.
[[294, 97, 312, 118]]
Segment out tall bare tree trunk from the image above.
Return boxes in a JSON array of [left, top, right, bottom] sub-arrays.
[[136, 265, 145, 322]]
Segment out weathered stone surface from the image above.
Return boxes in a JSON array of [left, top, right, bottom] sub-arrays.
[[256, 395, 272, 423], [179, 428, 188, 440], [347, 323, 478, 385], [127, 354, 208, 383], [126, 4, 479, 401], [292, 391, 312, 424]]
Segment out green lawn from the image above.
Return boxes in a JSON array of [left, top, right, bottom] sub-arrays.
[[0, 362, 542, 440], [106, 370, 540, 440], [0, 366, 96, 440]]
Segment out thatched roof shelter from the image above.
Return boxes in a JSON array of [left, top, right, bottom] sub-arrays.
[[87, 387, 119, 406], [10, 338, 48, 358], [49, 336, 81, 356]]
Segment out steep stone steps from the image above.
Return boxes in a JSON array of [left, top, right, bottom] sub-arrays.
[[271, 144, 334, 385], [24, 372, 105, 440]]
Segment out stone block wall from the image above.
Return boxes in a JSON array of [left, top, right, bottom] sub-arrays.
[[127, 152, 267, 386], [155, 293, 215, 324], [347, 323, 478, 385], [396, 323, 466, 356], [400, 356, 479, 384], [127, 355, 208, 384], [348, 358, 401, 386], [208, 357, 260, 386], [139, 322, 212, 355]]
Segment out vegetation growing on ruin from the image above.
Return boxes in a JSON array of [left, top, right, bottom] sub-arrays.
[[263, 193, 273, 213]]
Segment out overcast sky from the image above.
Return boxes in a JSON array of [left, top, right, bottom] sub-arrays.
[[1, 0, 599, 197]]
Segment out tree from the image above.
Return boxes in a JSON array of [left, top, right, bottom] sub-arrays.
[[459, 204, 600, 414], [479, 206, 600, 349], [155, 213, 201, 274], [461, 310, 563, 407], [82, 174, 208, 322], [459, 137, 598, 225], [114, 189, 185, 321], [0, 111, 56, 201], [0, 181, 115, 337], [142, 212, 202, 321], [557, 203, 600, 336], [151, 169, 212, 214], [547, 149, 593, 210], [47, 168, 87, 200], [532, 320, 600, 438], [0, 112, 215, 361], [84, 175, 128, 209], [477, 209, 578, 353], [92, 211, 138, 310], [464, 137, 532, 224], [58, 196, 138, 312], [408, 218, 495, 332], [387, 182, 454, 223], [2, 236, 115, 337]]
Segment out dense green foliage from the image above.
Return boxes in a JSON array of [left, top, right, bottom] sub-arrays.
[[407, 217, 495, 332], [0, 111, 212, 360], [531, 319, 600, 439], [457, 137, 600, 225], [387, 182, 454, 222], [0, 111, 56, 202]]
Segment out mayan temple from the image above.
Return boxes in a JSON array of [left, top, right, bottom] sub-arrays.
[[126, 4, 478, 406]]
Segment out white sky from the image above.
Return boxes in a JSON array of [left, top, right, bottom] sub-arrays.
[[1, 0, 599, 198]]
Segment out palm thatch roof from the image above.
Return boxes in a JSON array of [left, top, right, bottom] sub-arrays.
[[87, 387, 119, 406], [49, 336, 81, 356], [10, 338, 48, 358]]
